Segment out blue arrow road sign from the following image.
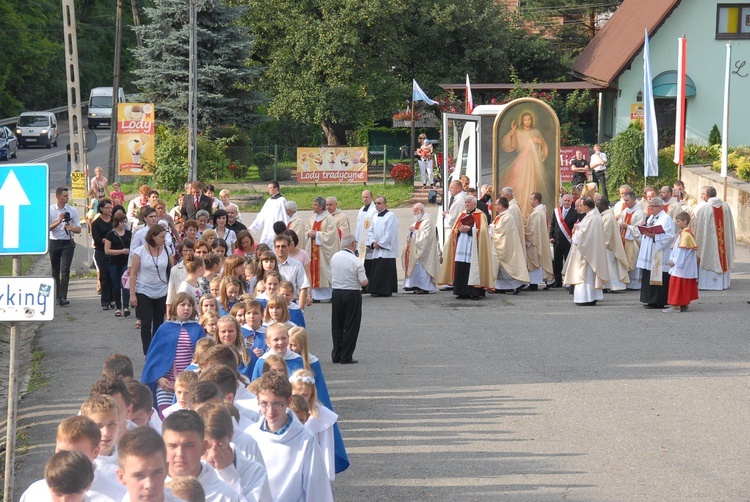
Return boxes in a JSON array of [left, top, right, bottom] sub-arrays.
[[0, 165, 49, 255]]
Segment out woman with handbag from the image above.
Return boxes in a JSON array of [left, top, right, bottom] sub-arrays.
[[104, 211, 132, 318], [130, 225, 173, 354]]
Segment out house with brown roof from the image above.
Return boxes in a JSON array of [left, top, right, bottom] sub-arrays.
[[572, 0, 749, 146]]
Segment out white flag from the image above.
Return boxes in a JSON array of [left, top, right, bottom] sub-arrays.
[[643, 29, 659, 178]]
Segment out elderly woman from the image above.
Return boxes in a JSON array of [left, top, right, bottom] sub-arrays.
[[195, 209, 211, 238], [130, 225, 173, 354]]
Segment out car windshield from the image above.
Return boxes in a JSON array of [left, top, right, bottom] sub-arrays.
[[90, 96, 112, 108], [18, 116, 49, 127]]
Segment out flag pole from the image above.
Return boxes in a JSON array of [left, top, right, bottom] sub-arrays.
[[410, 100, 416, 183], [721, 42, 731, 200]]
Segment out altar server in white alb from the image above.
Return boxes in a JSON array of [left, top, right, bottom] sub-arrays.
[[402, 203, 440, 294], [692, 185, 735, 290], [366, 196, 399, 297], [355, 190, 378, 284], [247, 372, 333, 502], [617, 189, 645, 290], [250, 181, 288, 246]]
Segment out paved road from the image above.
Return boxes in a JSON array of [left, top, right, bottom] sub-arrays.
[[9, 206, 750, 501], [4, 120, 112, 189]]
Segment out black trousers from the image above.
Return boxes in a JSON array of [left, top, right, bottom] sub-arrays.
[[94, 249, 112, 306], [593, 170, 608, 200], [49, 239, 75, 301], [453, 262, 485, 298], [640, 269, 670, 307], [552, 244, 571, 286], [331, 289, 362, 363], [136, 293, 166, 355]]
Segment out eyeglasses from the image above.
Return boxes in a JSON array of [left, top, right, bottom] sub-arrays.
[[259, 402, 286, 410]]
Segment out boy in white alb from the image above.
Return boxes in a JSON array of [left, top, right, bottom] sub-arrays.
[[247, 372, 333, 501], [116, 427, 183, 502], [21, 450, 94, 502], [80, 395, 126, 500], [196, 403, 272, 502], [162, 410, 241, 501], [20, 415, 125, 502]]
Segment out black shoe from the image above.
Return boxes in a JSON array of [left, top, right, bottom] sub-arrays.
[[643, 304, 663, 309], [340, 359, 358, 364], [332, 358, 341, 364], [513, 286, 523, 295], [543, 283, 552, 291], [102, 305, 110, 311], [576, 301, 597, 306], [58, 299, 70, 306], [527, 284, 539, 291], [123, 309, 131, 317]]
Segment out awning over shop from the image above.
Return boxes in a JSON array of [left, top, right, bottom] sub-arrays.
[[652, 70, 696, 98]]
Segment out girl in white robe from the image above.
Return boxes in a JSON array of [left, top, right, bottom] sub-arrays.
[[290, 369, 338, 482]]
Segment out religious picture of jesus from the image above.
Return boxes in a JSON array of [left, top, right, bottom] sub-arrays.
[[494, 98, 559, 219]]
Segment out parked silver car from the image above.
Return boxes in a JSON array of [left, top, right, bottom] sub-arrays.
[[0, 126, 18, 160]]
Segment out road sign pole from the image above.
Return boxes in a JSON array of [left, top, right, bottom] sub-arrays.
[[3, 256, 21, 502]]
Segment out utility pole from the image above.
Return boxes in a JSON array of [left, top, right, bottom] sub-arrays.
[[108, 0, 123, 182], [61, 0, 85, 178], [188, 0, 198, 182]]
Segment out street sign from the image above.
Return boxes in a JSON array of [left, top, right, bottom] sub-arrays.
[[0, 165, 49, 255], [0, 277, 55, 321]]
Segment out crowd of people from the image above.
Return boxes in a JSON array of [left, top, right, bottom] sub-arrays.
[[41, 167, 737, 500], [43, 175, 397, 501], [419, 176, 735, 312]]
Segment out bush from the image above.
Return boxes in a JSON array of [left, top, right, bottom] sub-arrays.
[[708, 124, 721, 146], [604, 123, 676, 195], [150, 126, 231, 191], [259, 166, 291, 181], [390, 163, 413, 181], [713, 145, 750, 180]]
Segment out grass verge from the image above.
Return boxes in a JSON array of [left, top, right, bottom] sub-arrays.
[[27, 346, 50, 393], [0, 256, 34, 277]]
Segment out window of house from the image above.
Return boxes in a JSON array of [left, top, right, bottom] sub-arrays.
[[716, 4, 750, 38]]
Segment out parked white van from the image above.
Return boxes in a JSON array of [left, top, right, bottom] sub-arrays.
[[15, 111, 59, 148], [88, 87, 126, 129]]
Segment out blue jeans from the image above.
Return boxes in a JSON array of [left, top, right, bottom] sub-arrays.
[[108, 262, 130, 310]]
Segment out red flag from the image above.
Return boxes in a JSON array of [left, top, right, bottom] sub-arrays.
[[673, 37, 687, 165], [465, 74, 474, 114]]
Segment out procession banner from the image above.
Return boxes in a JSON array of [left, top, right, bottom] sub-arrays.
[[118, 103, 155, 176], [297, 147, 368, 183]]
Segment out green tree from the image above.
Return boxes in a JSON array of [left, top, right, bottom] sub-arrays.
[[520, 0, 623, 64], [238, 0, 566, 145], [131, 0, 263, 129]]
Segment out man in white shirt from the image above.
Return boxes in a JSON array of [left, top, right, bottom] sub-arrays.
[[331, 233, 368, 364], [49, 187, 81, 306], [273, 233, 309, 306], [590, 143, 608, 200]]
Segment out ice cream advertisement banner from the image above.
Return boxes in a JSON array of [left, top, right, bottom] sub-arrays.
[[118, 103, 155, 175], [297, 147, 367, 183]]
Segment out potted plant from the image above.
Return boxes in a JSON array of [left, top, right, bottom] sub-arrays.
[[390, 163, 413, 184]]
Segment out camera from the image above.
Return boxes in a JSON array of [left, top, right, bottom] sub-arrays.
[[63, 211, 71, 222]]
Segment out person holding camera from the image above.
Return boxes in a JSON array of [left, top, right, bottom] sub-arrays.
[[49, 187, 81, 306]]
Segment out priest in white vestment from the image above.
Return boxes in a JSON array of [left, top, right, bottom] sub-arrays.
[[285, 200, 307, 251], [403, 203, 439, 293], [563, 196, 609, 306], [491, 197, 530, 293], [524, 192, 554, 290], [692, 185, 735, 290], [617, 190, 645, 290], [249, 181, 288, 246], [306, 197, 341, 301], [597, 197, 630, 291], [326, 196, 351, 238]]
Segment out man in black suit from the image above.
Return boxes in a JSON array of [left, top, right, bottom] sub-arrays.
[[181, 181, 213, 221], [549, 193, 578, 287]]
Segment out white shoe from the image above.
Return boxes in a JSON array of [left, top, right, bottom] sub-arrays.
[[662, 306, 680, 313]]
